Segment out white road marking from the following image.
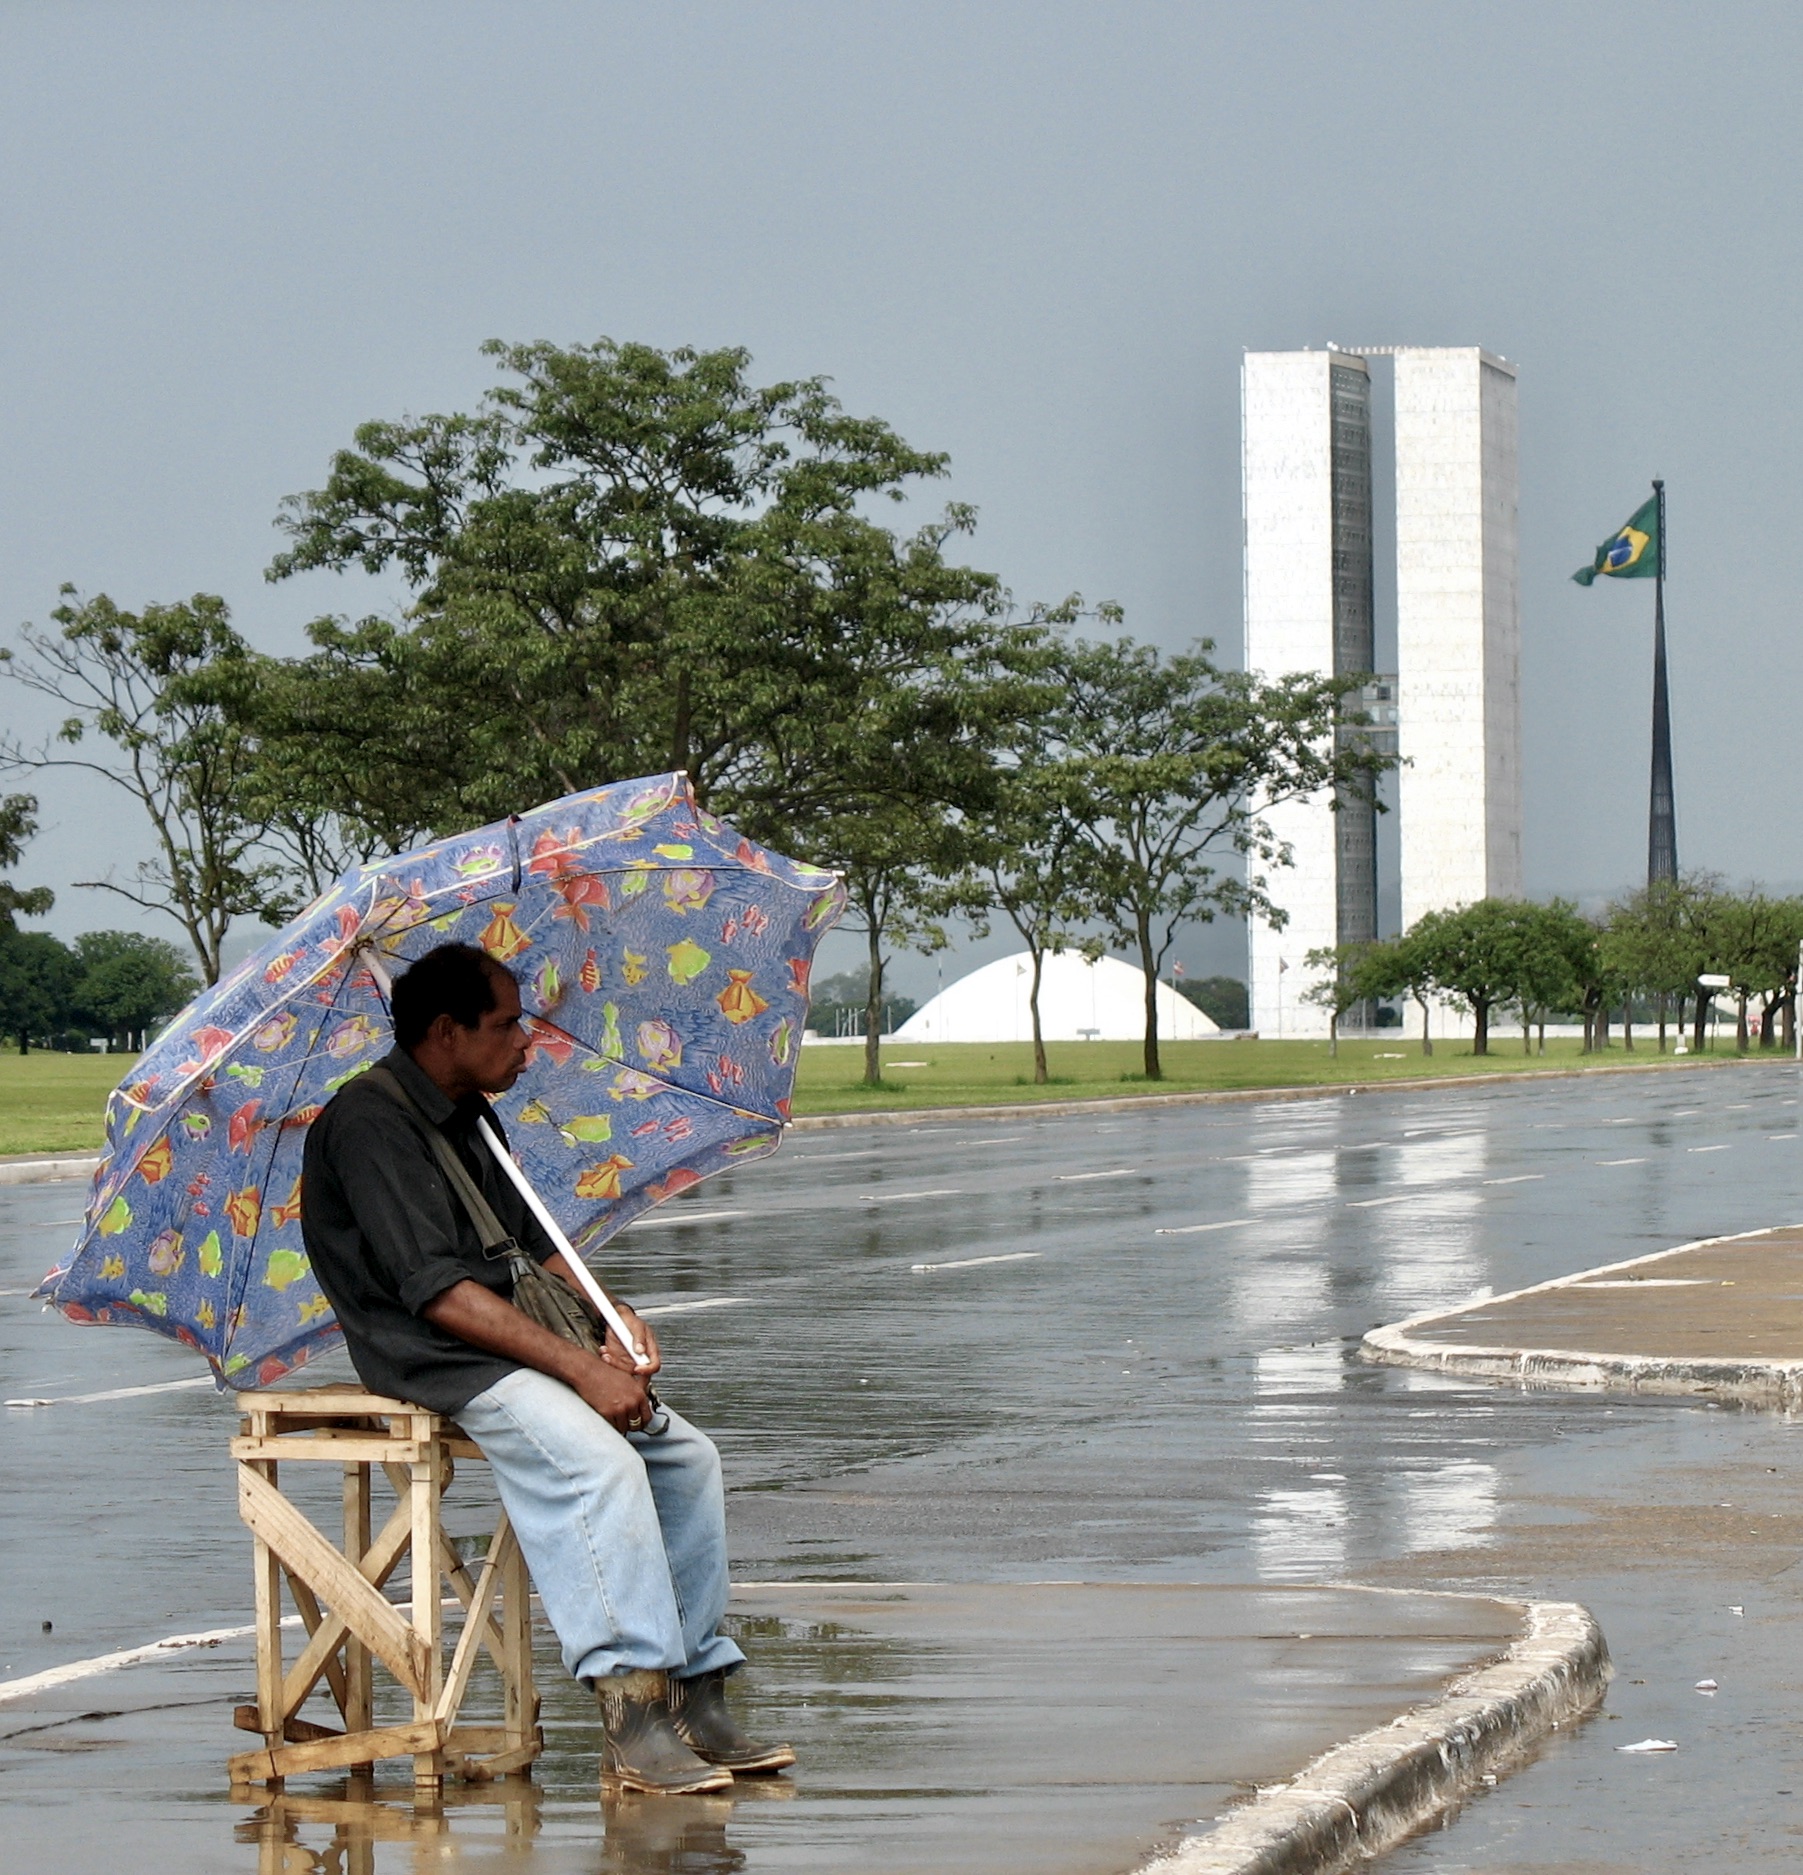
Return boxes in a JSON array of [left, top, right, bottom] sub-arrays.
[[1481, 1174, 1544, 1186], [0, 1619, 296, 1706], [1055, 1168, 1138, 1182], [637, 1297, 747, 1317], [0, 1592, 466, 1707], [627, 1209, 748, 1230], [1597, 1157, 1647, 1166], [5, 1376, 216, 1409], [1346, 1194, 1411, 1209], [952, 1137, 1025, 1149], [1688, 1144, 1732, 1154], [911, 1252, 1041, 1272], [860, 1188, 962, 1204], [1769, 1134, 1798, 1142], [1155, 1218, 1253, 1236]]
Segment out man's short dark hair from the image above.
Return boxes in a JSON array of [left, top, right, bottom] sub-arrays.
[[391, 943, 512, 1049]]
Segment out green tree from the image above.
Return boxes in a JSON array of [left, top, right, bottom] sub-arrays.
[[1707, 891, 1803, 1052], [1057, 636, 1390, 1080], [0, 592, 273, 983], [1350, 934, 1436, 1056], [0, 794, 55, 929], [261, 337, 998, 837], [0, 930, 75, 1053], [1180, 975, 1248, 1030], [1601, 883, 1698, 1052], [1302, 944, 1372, 1058], [71, 930, 200, 1049], [968, 685, 1101, 1084], [1403, 900, 1531, 1056], [0, 793, 64, 1052]]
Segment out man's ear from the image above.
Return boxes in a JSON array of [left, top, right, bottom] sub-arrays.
[[424, 1011, 463, 1052]]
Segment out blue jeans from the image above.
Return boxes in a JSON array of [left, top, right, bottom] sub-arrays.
[[455, 1368, 745, 1685]]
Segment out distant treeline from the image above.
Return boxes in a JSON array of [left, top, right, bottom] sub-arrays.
[[1307, 878, 1803, 1057]]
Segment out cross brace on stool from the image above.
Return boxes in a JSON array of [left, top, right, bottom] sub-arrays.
[[227, 1386, 540, 1793]]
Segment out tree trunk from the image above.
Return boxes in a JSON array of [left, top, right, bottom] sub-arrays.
[[1417, 993, 1433, 1058], [1596, 1004, 1609, 1050], [1029, 945, 1048, 1084], [863, 924, 884, 1088], [1521, 1007, 1531, 1055], [1692, 990, 1708, 1052], [15, 1030, 26, 1055], [1622, 1004, 1634, 1051], [1328, 1009, 1338, 1059], [1736, 992, 1750, 1053], [1657, 995, 1667, 1054], [1137, 915, 1162, 1081], [1760, 997, 1776, 1049], [1473, 998, 1489, 1056], [1537, 1019, 1546, 1055], [1785, 984, 1797, 1052]]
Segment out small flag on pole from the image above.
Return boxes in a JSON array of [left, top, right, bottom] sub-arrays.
[[1573, 494, 1660, 585]]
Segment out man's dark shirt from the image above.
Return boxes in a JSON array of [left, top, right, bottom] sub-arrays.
[[301, 1047, 558, 1414]]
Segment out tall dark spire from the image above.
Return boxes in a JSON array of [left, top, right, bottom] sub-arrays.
[[1647, 479, 1678, 885]]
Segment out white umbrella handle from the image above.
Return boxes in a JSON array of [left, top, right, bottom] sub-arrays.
[[357, 946, 649, 1368], [473, 1114, 649, 1368]]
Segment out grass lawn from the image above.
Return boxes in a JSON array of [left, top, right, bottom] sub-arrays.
[[0, 1051, 139, 1156], [0, 1034, 1773, 1158], [790, 1034, 1766, 1116]]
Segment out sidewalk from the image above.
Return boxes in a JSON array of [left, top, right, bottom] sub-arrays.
[[1363, 1224, 1803, 1407], [0, 1580, 1603, 1875]]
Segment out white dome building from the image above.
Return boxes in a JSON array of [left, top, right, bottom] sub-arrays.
[[894, 950, 1220, 1045]]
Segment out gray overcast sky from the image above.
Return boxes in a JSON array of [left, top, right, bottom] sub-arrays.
[[2, 1, 1798, 989]]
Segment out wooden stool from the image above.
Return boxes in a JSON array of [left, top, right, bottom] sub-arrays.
[[228, 1385, 541, 1793]]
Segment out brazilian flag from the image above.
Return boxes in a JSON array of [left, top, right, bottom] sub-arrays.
[[1573, 494, 1659, 585]]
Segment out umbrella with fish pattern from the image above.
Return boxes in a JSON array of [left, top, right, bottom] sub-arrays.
[[36, 773, 844, 1387]]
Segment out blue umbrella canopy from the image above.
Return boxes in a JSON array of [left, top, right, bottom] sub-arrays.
[[37, 774, 844, 1388]]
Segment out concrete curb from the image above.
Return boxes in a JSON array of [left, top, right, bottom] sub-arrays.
[[787, 1049, 1777, 1132], [1144, 1598, 1610, 1875], [1359, 1225, 1803, 1407], [0, 1152, 99, 1187]]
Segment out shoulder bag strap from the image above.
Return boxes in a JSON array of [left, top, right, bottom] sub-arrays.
[[363, 1065, 517, 1260]]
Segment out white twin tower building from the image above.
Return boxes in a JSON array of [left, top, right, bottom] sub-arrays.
[[1243, 346, 1523, 1040]]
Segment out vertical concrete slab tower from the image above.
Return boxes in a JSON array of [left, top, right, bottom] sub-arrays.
[[1242, 350, 1376, 1040], [1393, 348, 1523, 926]]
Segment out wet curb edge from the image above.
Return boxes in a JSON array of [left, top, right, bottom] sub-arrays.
[[1359, 1225, 1803, 1407], [1144, 1598, 1610, 1875]]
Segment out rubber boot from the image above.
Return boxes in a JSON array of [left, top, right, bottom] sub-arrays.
[[596, 1669, 733, 1794], [669, 1668, 797, 1774]]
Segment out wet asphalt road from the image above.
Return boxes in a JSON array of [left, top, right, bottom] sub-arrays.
[[6, 1056, 1803, 1868]]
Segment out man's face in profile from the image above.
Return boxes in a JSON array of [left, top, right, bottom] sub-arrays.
[[448, 967, 531, 1095]]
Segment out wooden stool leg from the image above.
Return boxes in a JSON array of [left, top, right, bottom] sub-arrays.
[[250, 1457, 285, 1788], [342, 1460, 374, 1752], [409, 1426, 445, 1792], [501, 1529, 535, 1771]]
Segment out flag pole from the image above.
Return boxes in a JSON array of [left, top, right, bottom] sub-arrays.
[[1647, 477, 1678, 887]]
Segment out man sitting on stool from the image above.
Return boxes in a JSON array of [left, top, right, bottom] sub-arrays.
[[301, 942, 793, 1795]]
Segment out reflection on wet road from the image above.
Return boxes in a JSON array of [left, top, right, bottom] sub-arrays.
[[6, 1059, 1803, 1870]]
